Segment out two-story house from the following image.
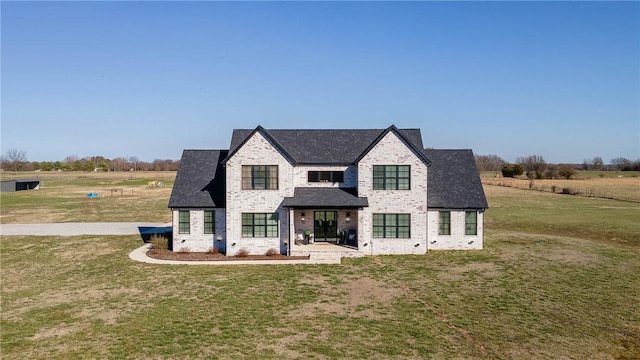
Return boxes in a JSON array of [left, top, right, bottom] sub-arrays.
[[168, 125, 488, 257]]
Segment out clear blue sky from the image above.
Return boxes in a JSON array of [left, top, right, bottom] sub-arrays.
[[2, 1, 638, 164]]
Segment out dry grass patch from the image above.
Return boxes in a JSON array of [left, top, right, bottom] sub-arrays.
[[294, 275, 401, 320], [483, 176, 640, 202], [0, 171, 175, 224]]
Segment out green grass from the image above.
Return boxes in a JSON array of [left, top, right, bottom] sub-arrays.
[[0, 171, 175, 223], [1, 177, 639, 359], [484, 185, 640, 247]]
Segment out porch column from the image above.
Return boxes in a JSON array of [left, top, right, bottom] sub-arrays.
[[288, 208, 295, 255]]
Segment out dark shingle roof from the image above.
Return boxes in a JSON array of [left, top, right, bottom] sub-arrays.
[[227, 126, 427, 165], [424, 149, 488, 209], [282, 187, 369, 208], [168, 150, 227, 208]]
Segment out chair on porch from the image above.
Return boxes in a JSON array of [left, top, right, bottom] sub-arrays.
[[295, 229, 304, 245], [347, 229, 357, 247]]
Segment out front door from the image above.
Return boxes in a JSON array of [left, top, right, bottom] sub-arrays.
[[314, 211, 338, 242]]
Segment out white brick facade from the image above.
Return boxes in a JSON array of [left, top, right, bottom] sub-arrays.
[[357, 131, 428, 255], [169, 126, 487, 257], [171, 209, 226, 252], [427, 210, 484, 250], [225, 132, 293, 256], [293, 165, 357, 188]]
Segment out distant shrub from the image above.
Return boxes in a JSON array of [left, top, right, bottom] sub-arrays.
[[558, 164, 576, 180], [265, 248, 278, 256], [206, 247, 219, 255], [501, 163, 524, 178], [235, 248, 249, 257], [150, 234, 168, 251], [178, 247, 191, 254]]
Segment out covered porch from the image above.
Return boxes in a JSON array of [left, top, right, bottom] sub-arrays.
[[282, 187, 368, 256]]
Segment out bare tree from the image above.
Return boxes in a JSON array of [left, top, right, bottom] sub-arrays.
[[475, 154, 506, 172], [111, 157, 129, 171], [129, 156, 139, 171], [64, 155, 79, 165], [5, 149, 27, 174], [611, 157, 631, 171], [591, 156, 604, 170], [517, 155, 547, 179]]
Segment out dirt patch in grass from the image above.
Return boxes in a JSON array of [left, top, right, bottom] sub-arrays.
[[438, 262, 500, 282], [257, 332, 308, 359], [146, 249, 309, 261], [30, 323, 86, 340], [490, 231, 603, 265], [294, 276, 402, 320]]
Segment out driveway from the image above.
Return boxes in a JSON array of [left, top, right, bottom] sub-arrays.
[[0, 222, 170, 236]]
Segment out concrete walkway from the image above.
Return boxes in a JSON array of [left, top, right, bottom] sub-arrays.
[[128, 244, 340, 265], [0, 222, 169, 236], [1, 222, 341, 265]]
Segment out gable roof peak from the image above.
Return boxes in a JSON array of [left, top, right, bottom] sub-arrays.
[[356, 125, 431, 165], [222, 125, 295, 165]]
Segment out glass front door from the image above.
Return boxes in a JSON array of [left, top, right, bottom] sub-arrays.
[[314, 211, 338, 242]]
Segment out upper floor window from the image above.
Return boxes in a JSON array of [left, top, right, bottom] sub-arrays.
[[242, 213, 279, 238], [178, 210, 190, 234], [373, 165, 410, 190], [242, 165, 278, 190], [373, 213, 411, 238], [465, 211, 477, 235], [204, 210, 215, 234], [438, 211, 451, 235], [308, 171, 344, 183]]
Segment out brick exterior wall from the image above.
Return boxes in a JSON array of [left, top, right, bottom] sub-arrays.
[[292, 165, 357, 188], [357, 131, 428, 255], [171, 128, 485, 256], [171, 208, 226, 252], [427, 210, 484, 250], [225, 131, 293, 256]]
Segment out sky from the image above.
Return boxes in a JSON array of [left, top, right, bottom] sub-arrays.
[[1, 1, 638, 164]]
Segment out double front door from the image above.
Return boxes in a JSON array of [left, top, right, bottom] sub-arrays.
[[314, 211, 338, 242]]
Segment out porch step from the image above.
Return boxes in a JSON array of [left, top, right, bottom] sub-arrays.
[[309, 251, 342, 264], [290, 244, 363, 262]]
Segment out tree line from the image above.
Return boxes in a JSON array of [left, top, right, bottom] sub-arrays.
[[475, 154, 640, 179], [0, 149, 179, 174]]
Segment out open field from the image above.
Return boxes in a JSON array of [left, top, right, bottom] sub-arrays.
[[482, 173, 640, 203], [0, 171, 175, 224], [1, 179, 639, 358]]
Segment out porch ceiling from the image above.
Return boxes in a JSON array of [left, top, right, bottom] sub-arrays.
[[282, 187, 368, 208]]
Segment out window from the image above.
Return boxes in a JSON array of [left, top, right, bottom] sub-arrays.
[[439, 211, 451, 235], [242, 165, 278, 190], [373, 214, 410, 238], [308, 171, 344, 183], [204, 210, 215, 234], [373, 165, 410, 190], [465, 211, 477, 235], [242, 213, 279, 238], [178, 210, 190, 234]]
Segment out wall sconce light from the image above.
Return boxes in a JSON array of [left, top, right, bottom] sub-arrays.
[[363, 243, 368, 247], [345, 212, 351, 222], [430, 241, 436, 244], [415, 243, 420, 247], [284, 242, 288, 246], [300, 212, 306, 222], [231, 242, 236, 247], [468, 240, 474, 245], [216, 235, 222, 241], [181, 239, 186, 243]]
